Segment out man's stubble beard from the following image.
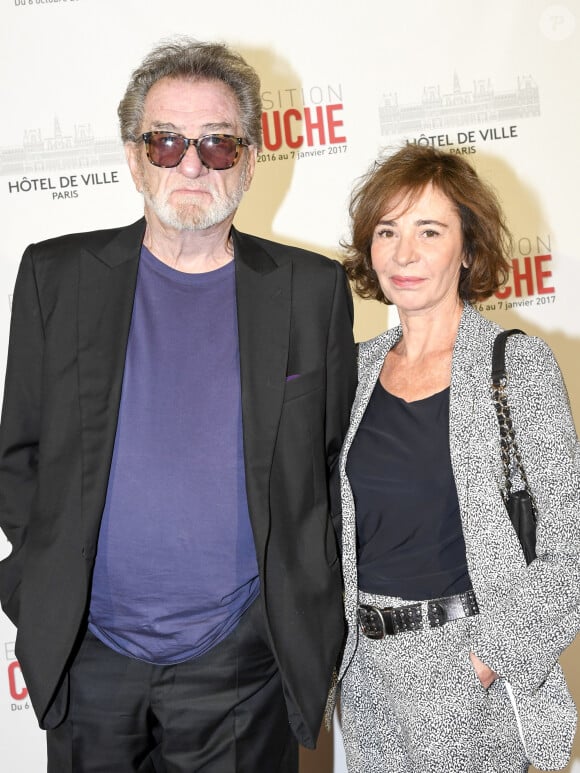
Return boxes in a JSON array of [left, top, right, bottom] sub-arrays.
[[141, 160, 249, 232]]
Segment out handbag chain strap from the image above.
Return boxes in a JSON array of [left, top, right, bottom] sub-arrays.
[[491, 329, 532, 502]]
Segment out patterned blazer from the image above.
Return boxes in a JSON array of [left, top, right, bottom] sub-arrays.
[[338, 303, 580, 770]]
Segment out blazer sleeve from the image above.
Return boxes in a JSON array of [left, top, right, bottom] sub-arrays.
[[0, 246, 44, 626], [325, 262, 357, 540], [470, 336, 580, 692]]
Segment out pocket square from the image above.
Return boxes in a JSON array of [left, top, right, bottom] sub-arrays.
[[285, 374, 300, 382]]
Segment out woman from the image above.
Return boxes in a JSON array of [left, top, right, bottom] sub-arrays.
[[337, 144, 580, 772]]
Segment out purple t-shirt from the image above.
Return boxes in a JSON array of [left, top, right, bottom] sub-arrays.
[[88, 246, 259, 664]]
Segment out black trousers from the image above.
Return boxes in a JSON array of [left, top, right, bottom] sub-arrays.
[[46, 598, 298, 772]]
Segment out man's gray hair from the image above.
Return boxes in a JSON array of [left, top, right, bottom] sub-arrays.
[[118, 37, 263, 149]]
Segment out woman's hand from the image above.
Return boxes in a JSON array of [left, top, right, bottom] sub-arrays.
[[469, 652, 498, 688]]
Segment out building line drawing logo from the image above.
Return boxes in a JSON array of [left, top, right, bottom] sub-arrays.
[[379, 73, 540, 136], [1, 117, 124, 175]]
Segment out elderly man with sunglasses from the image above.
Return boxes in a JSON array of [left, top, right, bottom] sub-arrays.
[[0, 38, 356, 772]]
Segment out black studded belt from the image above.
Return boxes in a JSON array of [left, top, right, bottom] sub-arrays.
[[358, 589, 479, 639]]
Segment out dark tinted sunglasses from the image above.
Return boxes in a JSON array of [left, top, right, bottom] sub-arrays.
[[141, 132, 249, 170]]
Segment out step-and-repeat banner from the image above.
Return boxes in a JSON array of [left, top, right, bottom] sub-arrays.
[[1, 1, 579, 771]]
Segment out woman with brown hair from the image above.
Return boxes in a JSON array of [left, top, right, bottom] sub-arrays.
[[337, 144, 580, 772]]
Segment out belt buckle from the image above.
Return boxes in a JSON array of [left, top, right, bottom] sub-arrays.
[[358, 604, 389, 639]]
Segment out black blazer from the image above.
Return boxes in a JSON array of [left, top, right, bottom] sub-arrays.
[[0, 218, 357, 747]]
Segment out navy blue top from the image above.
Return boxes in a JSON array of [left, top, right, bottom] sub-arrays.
[[346, 380, 471, 600], [88, 246, 259, 664]]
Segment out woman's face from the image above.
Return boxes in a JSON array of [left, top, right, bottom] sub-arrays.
[[371, 183, 466, 317]]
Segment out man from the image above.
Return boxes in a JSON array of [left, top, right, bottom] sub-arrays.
[[0, 39, 356, 772]]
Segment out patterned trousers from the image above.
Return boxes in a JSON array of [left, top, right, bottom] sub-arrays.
[[340, 590, 529, 773]]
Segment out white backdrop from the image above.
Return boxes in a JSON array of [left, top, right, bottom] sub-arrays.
[[1, 1, 579, 771]]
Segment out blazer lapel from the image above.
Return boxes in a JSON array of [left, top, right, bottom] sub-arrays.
[[232, 229, 292, 553], [77, 218, 145, 553], [341, 327, 402, 475], [339, 327, 401, 632], [448, 304, 491, 532]]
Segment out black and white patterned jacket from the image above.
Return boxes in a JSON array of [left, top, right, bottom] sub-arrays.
[[338, 302, 580, 770]]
